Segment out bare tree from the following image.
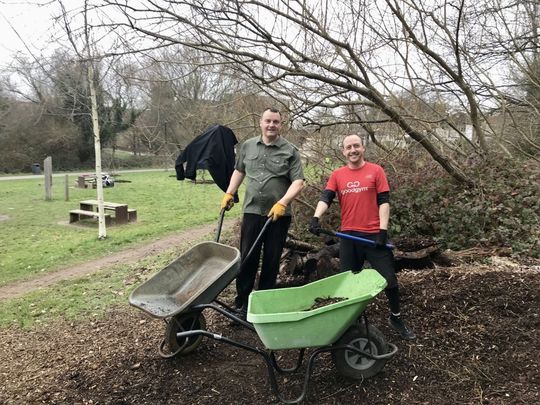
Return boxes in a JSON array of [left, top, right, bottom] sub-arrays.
[[99, 0, 540, 183], [113, 47, 284, 161], [472, 0, 540, 159], [4, 46, 131, 164], [54, 0, 114, 238]]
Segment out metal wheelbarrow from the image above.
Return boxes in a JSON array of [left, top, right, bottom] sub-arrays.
[[129, 209, 267, 357], [129, 239, 241, 357]]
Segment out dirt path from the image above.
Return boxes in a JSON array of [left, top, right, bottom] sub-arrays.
[[0, 219, 236, 301]]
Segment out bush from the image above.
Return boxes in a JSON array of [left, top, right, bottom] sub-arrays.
[[388, 156, 540, 257]]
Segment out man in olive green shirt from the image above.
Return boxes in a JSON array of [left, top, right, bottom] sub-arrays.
[[221, 108, 304, 316]]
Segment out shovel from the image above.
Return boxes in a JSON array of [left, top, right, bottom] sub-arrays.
[[319, 229, 395, 250]]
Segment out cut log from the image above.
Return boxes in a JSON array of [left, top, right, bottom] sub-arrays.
[[280, 252, 302, 275], [394, 244, 441, 271], [302, 244, 340, 280], [315, 256, 340, 280], [442, 246, 512, 263], [277, 237, 459, 288], [284, 239, 317, 252], [394, 245, 439, 259]]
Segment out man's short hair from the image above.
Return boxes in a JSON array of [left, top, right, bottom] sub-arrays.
[[342, 134, 364, 148], [262, 107, 282, 117]]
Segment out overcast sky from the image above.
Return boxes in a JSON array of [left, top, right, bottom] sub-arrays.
[[0, 1, 68, 66]]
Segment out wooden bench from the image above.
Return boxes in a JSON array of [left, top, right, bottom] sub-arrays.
[[128, 208, 137, 223], [69, 209, 112, 225], [76, 175, 94, 189]]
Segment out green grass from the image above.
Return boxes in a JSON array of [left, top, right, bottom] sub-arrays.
[[0, 235, 209, 328], [0, 171, 242, 287]]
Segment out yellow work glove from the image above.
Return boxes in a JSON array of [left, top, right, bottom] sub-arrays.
[[220, 193, 234, 211], [267, 202, 286, 222]]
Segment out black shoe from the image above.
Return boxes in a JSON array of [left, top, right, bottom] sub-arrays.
[[228, 306, 248, 325], [388, 316, 416, 341], [234, 296, 244, 310], [237, 308, 247, 321]]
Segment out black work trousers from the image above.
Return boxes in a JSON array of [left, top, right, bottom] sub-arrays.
[[339, 231, 401, 314], [339, 231, 398, 289], [235, 213, 291, 309]]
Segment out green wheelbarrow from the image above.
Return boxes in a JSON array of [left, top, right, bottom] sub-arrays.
[[242, 269, 398, 402], [136, 268, 398, 404]]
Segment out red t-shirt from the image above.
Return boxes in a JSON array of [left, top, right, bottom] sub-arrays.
[[325, 162, 390, 233]]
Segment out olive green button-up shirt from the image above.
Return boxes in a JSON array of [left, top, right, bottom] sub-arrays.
[[236, 135, 304, 216]]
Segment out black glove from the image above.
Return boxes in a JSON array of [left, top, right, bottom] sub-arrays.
[[375, 229, 388, 249], [308, 217, 322, 236]]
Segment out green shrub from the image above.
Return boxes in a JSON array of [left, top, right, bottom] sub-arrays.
[[389, 157, 540, 257]]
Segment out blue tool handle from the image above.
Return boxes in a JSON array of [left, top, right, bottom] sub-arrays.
[[322, 229, 395, 249]]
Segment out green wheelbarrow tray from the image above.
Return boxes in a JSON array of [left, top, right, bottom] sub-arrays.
[[247, 269, 388, 350], [129, 241, 240, 319]]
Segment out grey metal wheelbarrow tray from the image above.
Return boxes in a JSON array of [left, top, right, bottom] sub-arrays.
[[129, 241, 240, 318]]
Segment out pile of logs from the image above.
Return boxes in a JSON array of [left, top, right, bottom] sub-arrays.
[[221, 216, 513, 288], [276, 233, 452, 287]]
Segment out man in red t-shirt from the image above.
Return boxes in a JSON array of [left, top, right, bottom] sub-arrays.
[[309, 135, 416, 340]]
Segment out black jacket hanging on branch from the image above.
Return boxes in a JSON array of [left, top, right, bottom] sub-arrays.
[[175, 124, 239, 202]]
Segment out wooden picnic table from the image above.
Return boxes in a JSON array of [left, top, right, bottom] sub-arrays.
[[77, 199, 132, 224]]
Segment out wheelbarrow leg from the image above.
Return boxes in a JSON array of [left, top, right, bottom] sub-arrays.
[[270, 349, 306, 373], [173, 329, 326, 404]]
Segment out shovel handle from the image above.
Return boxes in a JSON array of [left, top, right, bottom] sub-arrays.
[[216, 210, 272, 263], [320, 229, 395, 250]]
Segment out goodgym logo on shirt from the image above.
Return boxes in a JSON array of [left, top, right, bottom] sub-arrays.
[[342, 180, 368, 195]]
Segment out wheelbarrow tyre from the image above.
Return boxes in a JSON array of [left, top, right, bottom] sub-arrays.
[[166, 312, 207, 356], [332, 324, 388, 380]]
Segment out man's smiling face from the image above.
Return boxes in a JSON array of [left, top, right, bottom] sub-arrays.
[[260, 110, 282, 141], [342, 135, 365, 166]]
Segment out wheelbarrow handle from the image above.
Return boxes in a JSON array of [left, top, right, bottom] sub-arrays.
[[215, 208, 226, 242], [242, 217, 273, 265], [320, 229, 395, 250], [215, 210, 272, 260]]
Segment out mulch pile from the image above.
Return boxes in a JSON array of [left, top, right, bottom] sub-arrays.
[[306, 297, 347, 311], [1, 259, 539, 404]]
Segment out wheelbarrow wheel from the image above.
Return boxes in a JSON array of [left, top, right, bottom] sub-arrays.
[[332, 323, 388, 379], [166, 311, 207, 356]]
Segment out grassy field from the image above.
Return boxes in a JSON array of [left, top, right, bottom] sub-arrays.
[[0, 170, 242, 287], [0, 235, 210, 327]]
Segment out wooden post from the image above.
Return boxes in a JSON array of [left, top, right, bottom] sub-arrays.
[[64, 174, 69, 201], [44, 156, 53, 201]]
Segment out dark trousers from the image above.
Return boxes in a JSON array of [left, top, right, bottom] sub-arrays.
[[339, 231, 398, 289], [339, 231, 401, 314], [235, 213, 291, 309]]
